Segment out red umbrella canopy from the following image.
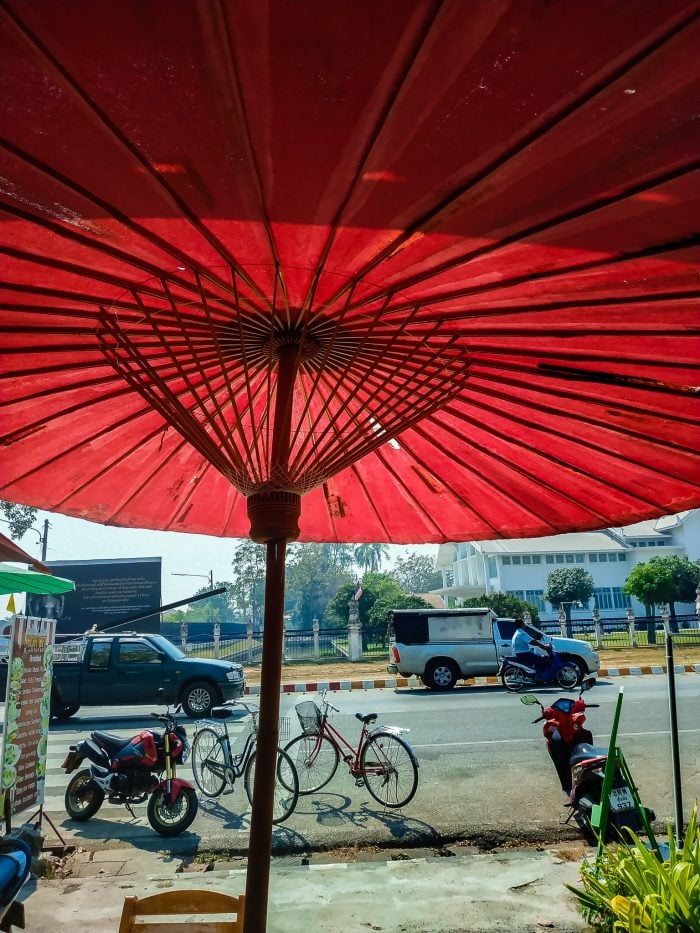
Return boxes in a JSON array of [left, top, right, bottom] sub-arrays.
[[1, 0, 699, 543]]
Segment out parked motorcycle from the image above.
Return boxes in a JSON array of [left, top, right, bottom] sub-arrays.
[[521, 680, 654, 841], [499, 639, 580, 691], [62, 689, 197, 836]]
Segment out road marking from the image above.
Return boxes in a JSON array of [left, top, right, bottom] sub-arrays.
[[414, 728, 700, 749]]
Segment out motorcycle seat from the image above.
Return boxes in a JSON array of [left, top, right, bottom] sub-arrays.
[[569, 742, 608, 766], [93, 731, 132, 754]]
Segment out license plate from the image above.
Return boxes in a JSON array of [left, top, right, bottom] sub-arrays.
[[609, 785, 635, 811]]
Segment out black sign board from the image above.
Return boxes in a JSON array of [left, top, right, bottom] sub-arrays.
[[25, 558, 162, 634]]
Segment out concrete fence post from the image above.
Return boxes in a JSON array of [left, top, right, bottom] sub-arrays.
[[180, 621, 188, 653], [626, 607, 637, 647], [246, 620, 254, 665], [591, 607, 603, 650], [661, 605, 671, 636], [348, 599, 363, 661], [213, 622, 221, 659], [558, 607, 567, 638], [312, 617, 320, 659]]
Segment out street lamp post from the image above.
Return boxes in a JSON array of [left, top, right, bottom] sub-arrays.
[[171, 570, 215, 651]]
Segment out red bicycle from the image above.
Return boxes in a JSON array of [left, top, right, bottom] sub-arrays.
[[284, 691, 419, 807]]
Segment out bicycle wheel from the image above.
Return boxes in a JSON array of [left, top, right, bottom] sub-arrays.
[[360, 732, 418, 808], [244, 747, 299, 824], [191, 727, 227, 797], [284, 733, 339, 794]]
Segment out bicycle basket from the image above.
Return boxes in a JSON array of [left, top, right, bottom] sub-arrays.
[[295, 700, 322, 735]]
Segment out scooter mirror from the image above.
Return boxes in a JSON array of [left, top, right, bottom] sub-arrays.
[[520, 695, 539, 706]]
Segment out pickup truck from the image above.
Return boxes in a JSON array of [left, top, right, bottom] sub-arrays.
[[387, 608, 599, 690], [0, 632, 245, 720]]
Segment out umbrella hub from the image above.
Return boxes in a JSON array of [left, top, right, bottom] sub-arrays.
[[246, 489, 301, 544]]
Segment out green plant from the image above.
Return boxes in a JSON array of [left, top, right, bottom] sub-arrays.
[[568, 804, 700, 932]]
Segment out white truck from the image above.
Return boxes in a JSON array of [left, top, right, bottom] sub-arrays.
[[387, 608, 600, 690]]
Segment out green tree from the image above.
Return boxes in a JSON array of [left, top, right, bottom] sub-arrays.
[[460, 592, 540, 623], [285, 543, 354, 628], [390, 552, 442, 594], [0, 501, 38, 539], [181, 582, 235, 625], [623, 555, 700, 635], [354, 543, 390, 572], [544, 567, 594, 636], [326, 572, 429, 644], [230, 541, 266, 626]]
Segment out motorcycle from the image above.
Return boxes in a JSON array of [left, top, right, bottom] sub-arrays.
[[521, 680, 654, 841], [499, 638, 580, 691], [61, 689, 198, 837]]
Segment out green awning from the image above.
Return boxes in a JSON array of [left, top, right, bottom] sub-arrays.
[[0, 563, 76, 596]]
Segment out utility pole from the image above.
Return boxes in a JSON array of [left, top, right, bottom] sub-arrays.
[[41, 518, 49, 561]]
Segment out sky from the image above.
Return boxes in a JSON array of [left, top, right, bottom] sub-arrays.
[[1, 508, 438, 618]]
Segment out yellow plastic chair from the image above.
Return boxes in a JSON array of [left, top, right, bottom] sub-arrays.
[[118, 889, 245, 933]]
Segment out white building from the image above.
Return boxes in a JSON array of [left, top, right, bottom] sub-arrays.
[[435, 510, 700, 621]]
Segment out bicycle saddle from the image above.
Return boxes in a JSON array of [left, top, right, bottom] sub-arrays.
[[210, 706, 239, 720], [355, 713, 378, 724]]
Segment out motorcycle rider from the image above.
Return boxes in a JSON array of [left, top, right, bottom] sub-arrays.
[[511, 618, 551, 673]]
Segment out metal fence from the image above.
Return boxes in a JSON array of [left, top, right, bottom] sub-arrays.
[[170, 613, 700, 664]]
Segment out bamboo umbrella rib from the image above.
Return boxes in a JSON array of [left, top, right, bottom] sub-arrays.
[[0, 4, 277, 305], [321, 6, 700, 313]]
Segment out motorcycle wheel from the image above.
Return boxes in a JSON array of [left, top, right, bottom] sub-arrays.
[[501, 664, 528, 692], [65, 769, 105, 821], [147, 786, 198, 837], [556, 663, 580, 690]]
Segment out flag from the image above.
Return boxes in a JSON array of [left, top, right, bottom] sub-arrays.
[[6, 594, 16, 614], [354, 578, 363, 601]]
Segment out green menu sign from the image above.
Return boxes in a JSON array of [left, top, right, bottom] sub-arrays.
[[1, 615, 55, 815]]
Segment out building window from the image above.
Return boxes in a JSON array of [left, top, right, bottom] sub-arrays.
[[617, 553, 627, 561], [589, 554, 598, 562], [565, 554, 574, 563], [598, 553, 608, 562], [638, 541, 647, 547], [487, 556, 498, 578], [545, 555, 554, 564], [522, 556, 531, 564], [555, 554, 564, 564], [502, 556, 511, 565], [532, 556, 541, 564], [512, 556, 521, 565], [525, 590, 546, 612], [612, 588, 631, 609], [594, 588, 613, 610], [575, 554, 585, 563]]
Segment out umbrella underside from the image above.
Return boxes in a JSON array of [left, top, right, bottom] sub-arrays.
[[1, 0, 699, 542]]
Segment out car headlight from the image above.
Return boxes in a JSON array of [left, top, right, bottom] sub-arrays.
[[225, 668, 242, 682]]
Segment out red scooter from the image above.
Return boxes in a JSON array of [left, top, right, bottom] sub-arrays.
[[521, 681, 653, 841], [62, 689, 197, 836]]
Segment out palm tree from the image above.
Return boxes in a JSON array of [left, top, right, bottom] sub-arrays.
[[354, 543, 390, 572]]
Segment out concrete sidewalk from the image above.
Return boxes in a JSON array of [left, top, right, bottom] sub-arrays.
[[20, 844, 593, 932]]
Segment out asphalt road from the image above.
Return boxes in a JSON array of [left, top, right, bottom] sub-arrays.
[[8, 674, 700, 854]]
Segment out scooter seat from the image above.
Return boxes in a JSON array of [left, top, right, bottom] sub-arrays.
[[569, 742, 608, 766], [93, 731, 132, 755]]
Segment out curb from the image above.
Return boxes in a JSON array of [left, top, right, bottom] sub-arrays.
[[244, 663, 700, 695]]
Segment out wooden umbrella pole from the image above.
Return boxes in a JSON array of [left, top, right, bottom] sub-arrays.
[[243, 536, 287, 933], [244, 342, 301, 932]]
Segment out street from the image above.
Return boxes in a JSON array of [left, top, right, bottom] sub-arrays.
[[12, 674, 700, 854]]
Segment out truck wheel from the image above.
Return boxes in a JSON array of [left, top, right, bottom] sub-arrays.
[[51, 695, 80, 720], [423, 659, 459, 691], [181, 681, 220, 718]]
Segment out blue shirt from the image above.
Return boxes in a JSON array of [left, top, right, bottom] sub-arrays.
[[512, 628, 532, 654]]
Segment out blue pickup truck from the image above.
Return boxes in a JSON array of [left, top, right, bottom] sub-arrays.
[[0, 632, 245, 720]]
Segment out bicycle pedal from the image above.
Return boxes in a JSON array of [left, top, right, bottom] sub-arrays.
[[355, 778, 365, 787], [222, 785, 235, 795]]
